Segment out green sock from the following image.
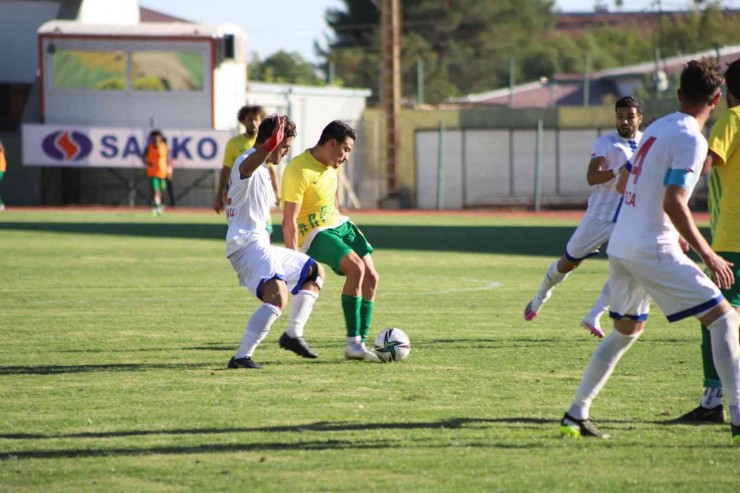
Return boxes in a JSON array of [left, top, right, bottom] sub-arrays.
[[701, 325, 722, 388], [360, 299, 375, 342], [341, 294, 361, 338]]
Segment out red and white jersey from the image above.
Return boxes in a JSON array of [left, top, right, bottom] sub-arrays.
[[586, 131, 641, 221], [225, 148, 274, 256], [607, 112, 707, 262]]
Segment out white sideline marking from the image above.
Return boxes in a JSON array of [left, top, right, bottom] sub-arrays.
[[423, 279, 503, 295]]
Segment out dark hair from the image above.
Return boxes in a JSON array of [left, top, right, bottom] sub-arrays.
[[237, 105, 266, 123], [615, 96, 643, 115], [724, 58, 740, 100], [149, 130, 164, 141], [317, 120, 357, 146], [680, 58, 724, 105], [255, 115, 297, 145]]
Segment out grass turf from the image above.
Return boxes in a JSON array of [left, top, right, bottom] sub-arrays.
[[0, 209, 738, 492]]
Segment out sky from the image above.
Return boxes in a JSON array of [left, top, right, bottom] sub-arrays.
[[139, 0, 740, 64]]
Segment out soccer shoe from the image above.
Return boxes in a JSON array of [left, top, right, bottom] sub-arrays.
[[227, 356, 262, 370], [344, 342, 381, 362], [279, 332, 319, 359], [559, 412, 609, 439], [675, 405, 725, 424], [581, 318, 605, 338], [524, 301, 539, 321], [732, 424, 740, 446]]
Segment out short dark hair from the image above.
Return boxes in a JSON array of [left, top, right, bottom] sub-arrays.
[[149, 130, 164, 141], [680, 58, 724, 106], [237, 105, 266, 123], [724, 58, 740, 100], [317, 120, 357, 146], [615, 96, 643, 114], [255, 115, 297, 145]]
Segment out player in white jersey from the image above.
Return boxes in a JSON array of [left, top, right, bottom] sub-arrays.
[[559, 59, 740, 444], [524, 97, 643, 338], [225, 115, 325, 369]]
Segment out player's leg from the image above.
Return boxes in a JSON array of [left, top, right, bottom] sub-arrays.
[[359, 254, 379, 344], [679, 255, 740, 423], [151, 178, 163, 215], [525, 216, 610, 321], [561, 256, 648, 438], [699, 304, 740, 443], [280, 257, 325, 359], [581, 280, 609, 338], [307, 225, 378, 361], [229, 278, 287, 369]]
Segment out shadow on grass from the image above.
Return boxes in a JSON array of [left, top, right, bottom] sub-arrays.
[[0, 362, 215, 375], [0, 417, 551, 460]]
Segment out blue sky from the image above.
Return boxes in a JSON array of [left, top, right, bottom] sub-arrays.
[[139, 0, 740, 64]]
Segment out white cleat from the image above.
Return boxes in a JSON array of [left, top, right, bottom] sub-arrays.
[[581, 318, 605, 338], [344, 342, 381, 362]]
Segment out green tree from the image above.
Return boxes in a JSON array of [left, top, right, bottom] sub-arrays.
[[249, 51, 324, 86]]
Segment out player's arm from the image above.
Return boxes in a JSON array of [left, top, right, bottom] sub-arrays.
[[212, 166, 231, 213], [586, 156, 623, 186], [283, 201, 301, 250], [268, 164, 281, 206], [664, 185, 734, 289], [701, 149, 721, 176], [239, 118, 284, 179]]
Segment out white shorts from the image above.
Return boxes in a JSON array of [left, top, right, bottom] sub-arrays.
[[228, 239, 315, 298], [565, 215, 615, 261], [608, 253, 723, 322]]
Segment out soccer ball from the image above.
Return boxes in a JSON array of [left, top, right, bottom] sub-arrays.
[[373, 328, 411, 363]]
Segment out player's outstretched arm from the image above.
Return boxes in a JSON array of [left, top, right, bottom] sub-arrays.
[[701, 149, 721, 176], [283, 201, 301, 250], [664, 185, 734, 289]]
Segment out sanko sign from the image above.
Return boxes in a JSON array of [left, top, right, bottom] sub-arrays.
[[22, 124, 232, 169]]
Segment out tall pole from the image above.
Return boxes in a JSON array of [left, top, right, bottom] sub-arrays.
[[509, 58, 515, 108], [582, 53, 590, 107], [416, 58, 424, 106], [380, 0, 401, 194]]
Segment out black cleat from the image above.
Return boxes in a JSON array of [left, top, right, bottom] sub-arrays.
[[227, 356, 262, 369], [278, 332, 318, 359], [559, 412, 609, 439], [675, 405, 725, 424]]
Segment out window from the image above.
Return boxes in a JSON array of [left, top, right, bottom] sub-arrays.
[[52, 50, 127, 90], [131, 51, 204, 91]]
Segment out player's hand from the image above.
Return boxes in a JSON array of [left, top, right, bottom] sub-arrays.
[[703, 251, 735, 290], [262, 115, 285, 154], [275, 195, 282, 207], [212, 194, 224, 214], [678, 236, 690, 254]]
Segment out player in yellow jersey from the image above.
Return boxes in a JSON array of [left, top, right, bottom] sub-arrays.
[[677, 59, 740, 429], [0, 140, 6, 211], [215, 105, 275, 213], [282, 120, 380, 362]]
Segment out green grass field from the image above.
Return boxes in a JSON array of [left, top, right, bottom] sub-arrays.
[[1, 209, 738, 492]]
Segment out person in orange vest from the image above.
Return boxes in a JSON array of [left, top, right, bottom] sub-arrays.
[[0, 140, 6, 211], [142, 130, 170, 215]]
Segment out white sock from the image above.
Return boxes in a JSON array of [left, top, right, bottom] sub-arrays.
[[700, 387, 724, 409], [535, 261, 570, 303], [568, 330, 640, 420], [707, 310, 740, 424], [585, 280, 610, 322], [285, 290, 318, 338], [346, 336, 360, 346], [235, 303, 281, 358]]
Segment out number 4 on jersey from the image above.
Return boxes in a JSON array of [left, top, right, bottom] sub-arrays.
[[630, 136, 656, 185]]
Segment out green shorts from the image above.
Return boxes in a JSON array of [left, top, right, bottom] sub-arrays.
[[306, 221, 374, 275], [0, 171, 4, 181], [150, 177, 166, 191], [717, 252, 740, 307]]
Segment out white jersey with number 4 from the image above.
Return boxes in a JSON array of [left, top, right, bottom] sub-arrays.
[[225, 148, 274, 257], [607, 112, 707, 263], [586, 131, 642, 221]]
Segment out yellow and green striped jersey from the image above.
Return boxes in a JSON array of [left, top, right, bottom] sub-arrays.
[[707, 106, 740, 253]]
